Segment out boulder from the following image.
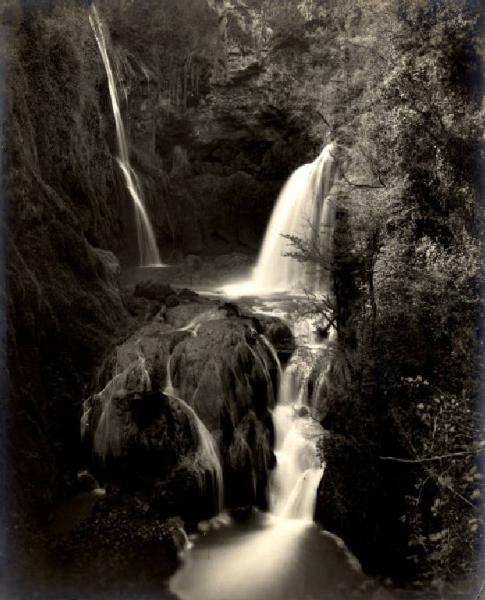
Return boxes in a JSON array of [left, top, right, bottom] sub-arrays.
[[250, 314, 295, 361], [165, 294, 180, 309], [134, 280, 175, 303], [169, 318, 277, 510], [82, 381, 219, 521], [82, 304, 281, 517], [177, 287, 201, 302], [315, 433, 393, 576], [50, 495, 181, 597], [76, 470, 100, 493]]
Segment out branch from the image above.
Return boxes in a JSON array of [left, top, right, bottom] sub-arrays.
[[346, 40, 390, 64], [340, 170, 386, 189], [379, 450, 479, 463], [315, 110, 334, 132]]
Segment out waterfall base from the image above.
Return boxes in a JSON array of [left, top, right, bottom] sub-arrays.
[[170, 512, 366, 600], [170, 292, 366, 600], [221, 143, 338, 297]]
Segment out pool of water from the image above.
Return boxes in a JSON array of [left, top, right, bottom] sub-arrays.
[[170, 511, 368, 600]]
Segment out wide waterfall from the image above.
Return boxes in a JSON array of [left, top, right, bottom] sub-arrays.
[[224, 142, 338, 296], [89, 5, 162, 267]]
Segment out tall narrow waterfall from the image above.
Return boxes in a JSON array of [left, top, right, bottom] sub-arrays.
[[224, 142, 338, 296], [89, 6, 162, 266]]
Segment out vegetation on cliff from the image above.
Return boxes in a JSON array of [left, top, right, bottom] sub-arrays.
[[290, 0, 484, 590]]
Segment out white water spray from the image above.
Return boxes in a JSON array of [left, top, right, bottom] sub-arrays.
[[89, 5, 162, 267], [224, 143, 338, 296], [269, 363, 324, 522]]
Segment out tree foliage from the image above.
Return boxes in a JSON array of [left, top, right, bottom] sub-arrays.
[[291, 0, 484, 587]]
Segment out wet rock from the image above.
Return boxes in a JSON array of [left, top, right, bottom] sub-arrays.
[[134, 280, 175, 303], [253, 315, 295, 360], [125, 294, 150, 318], [294, 406, 310, 418], [165, 294, 180, 308], [315, 433, 393, 577], [50, 495, 181, 596], [177, 287, 200, 303], [83, 305, 282, 516], [309, 350, 351, 418], [82, 384, 217, 521], [165, 302, 217, 330], [169, 318, 278, 509], [77, 470, 100, 493], [218, 301, 242, 317]]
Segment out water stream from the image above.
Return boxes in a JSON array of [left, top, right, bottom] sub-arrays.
[[90, 5, 162, 267], [170, 309, 365, 600], [166, 136, 362, 599]]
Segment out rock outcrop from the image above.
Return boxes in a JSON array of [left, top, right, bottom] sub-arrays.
[[82, 295, 283, 521]]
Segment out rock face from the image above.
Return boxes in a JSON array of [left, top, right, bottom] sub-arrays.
[[4, 6, 134, 581], [312, 211, 418, 581], [82, 297, 282, 522], [112, 0, 326, 260]]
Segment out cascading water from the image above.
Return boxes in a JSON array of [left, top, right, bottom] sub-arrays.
[[270, 364, 323, 522], [81, 354, 152, 461], [89, 5, 162, 267], [164, 353, 223, 512], [170, 324, 364, 600], [224, 142, 338, 296]]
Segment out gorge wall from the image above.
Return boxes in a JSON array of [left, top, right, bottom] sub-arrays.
[[3, 0, 328, 583], [106, 0, 330, 260]]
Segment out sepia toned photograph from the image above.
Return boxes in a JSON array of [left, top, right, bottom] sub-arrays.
[[1, 0, 484, 598]]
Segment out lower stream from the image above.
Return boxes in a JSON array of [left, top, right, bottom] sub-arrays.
[[170, 295, 368, 600]]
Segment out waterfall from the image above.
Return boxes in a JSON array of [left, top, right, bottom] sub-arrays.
[[269, 358, 323, 522], [260, 334, 282, 379], [82, 355, 152, 461], [224, 142, 338, 296], [89, 5, 162, 267], [170, 332, 336, 600], [164, 354, 224, 512]]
